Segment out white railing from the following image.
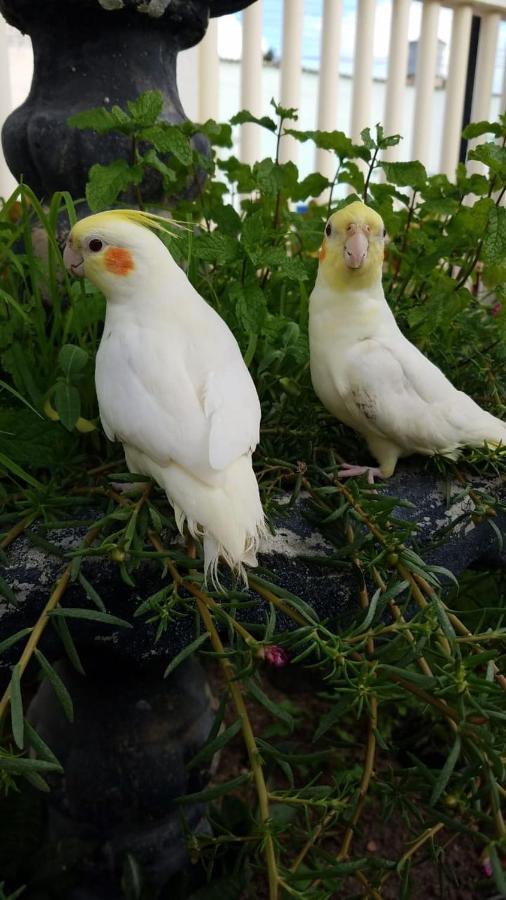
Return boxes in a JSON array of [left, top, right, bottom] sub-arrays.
[[192, 0, 506, 178], [1, 0, 506, 196]]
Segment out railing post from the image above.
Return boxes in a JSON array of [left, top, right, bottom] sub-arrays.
[[350, 0, 376, 142], [383, 0, 411, 162], [279, 0, 304, 164], [240, 0, 264, 165], [411, 0, 440, 168], [0, 14, 15, 199], [440, 4, 473, 177], [467, 9, 501, 174], [315, 0, 342, 179], [198, 16, 219, 123]]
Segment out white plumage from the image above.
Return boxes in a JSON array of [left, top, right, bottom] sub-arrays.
[[64, 211, 266, 582], [310, 201, 506, 479]]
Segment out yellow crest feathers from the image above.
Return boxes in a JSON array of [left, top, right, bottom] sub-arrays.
[[70, 209, 188, 241]]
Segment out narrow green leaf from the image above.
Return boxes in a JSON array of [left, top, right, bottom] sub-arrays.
[[164, 632, 210, 677], [0, 756, 61, 774], [187, 720, 242, 770], [0, 451, 42, 488], [121, 852, 144, 900], [0, 627, 32, 656], [34, 649, 74, 722], [0, 575, 19, 606], [10, 665, 24, 749], [433, 599, 458, 645], [78, 572, 106, 611], [177, 773, 251, 804], [24, 720, 63, 770], [246, 678, 294, 729], [430, 735, 461, 805], [52, 615, 85, 675], [48, 607, 132, 628], [23, 770, 51, 792]]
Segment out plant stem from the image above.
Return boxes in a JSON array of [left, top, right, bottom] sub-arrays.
[[0, 513, 37, 550], [0, 525, 99, 725], [148, 534, 279, 900], [337, 694, 377, 860]]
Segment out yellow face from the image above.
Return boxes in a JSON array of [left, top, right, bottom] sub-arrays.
[[317, 201, 385, 291], [63, 211, 139, 290]]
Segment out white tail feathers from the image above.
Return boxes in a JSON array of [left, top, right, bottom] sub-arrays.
[[124, 446, 266, 587]]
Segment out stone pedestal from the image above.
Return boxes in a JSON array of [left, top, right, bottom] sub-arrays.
[[28, 654, 214, 892], [0, 0, 256, 199]]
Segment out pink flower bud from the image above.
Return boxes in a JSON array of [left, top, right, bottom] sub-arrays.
[[481, 857, 493, 878], [264, 645, 290, 668], [491, 302, 502, 317]]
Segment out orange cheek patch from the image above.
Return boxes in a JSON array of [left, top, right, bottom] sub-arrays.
[[318, 244, 327, 262], [104, 246, 135, 276]]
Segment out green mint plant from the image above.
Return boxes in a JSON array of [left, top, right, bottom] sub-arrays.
[[0, 98, 504, 898]]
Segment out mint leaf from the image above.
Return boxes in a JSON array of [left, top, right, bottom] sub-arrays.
[[284, 128, 354, 158], [232, 282, 267, 335], [462, 120, 502, 140], [58, 345, 88, 378], [142, 124, 193, 164], [230, 110, 277, 132], [54, 382, 81, 431], [86, 160, 143, 211], [381, 161, 427, 189], [126, 90, 164, 127], [68, 104, 132, 134], [483, 206, 506, 266]]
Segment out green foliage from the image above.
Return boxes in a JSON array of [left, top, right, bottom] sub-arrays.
[[0, 98, 505, 897]]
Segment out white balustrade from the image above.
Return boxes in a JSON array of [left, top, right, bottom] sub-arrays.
[[383, 0, 411, 162], [278, 0, 304, 164], [198, 16, 219, 123], [240, 0, 264, 165], [2, 0, 506, 202], [315, 0, 342, 179], [350, 0, 376, 142], [467, 10, 501, 174], [440, 4, 473, 177], [411, 0, 440, 167]]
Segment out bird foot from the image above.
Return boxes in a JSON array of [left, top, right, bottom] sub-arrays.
[[338, 464, 383, 485], [111, 481, 145, 494]]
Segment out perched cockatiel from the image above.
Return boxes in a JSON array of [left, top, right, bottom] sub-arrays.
[[309, 200, 506, 482], [64, 210, 266, 583]]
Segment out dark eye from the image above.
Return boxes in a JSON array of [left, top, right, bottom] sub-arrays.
[[89, 238, 103, 252], [325, 223, 332, 237], [383, 228, 386, 238]]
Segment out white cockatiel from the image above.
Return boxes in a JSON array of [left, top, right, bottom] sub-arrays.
[[64, 210, 266, 582], [309, 200, 506, 482]]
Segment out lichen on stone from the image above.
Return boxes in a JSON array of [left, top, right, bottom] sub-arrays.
[[98, 0, 125, 9], [137, 0, 171, 16]]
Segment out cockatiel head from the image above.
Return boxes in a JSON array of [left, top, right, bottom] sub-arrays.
[[317, 201, 385, 291], [63, 210, 178, 295]]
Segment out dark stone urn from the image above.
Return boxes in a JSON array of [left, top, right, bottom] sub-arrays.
[[0, 0, 256, 200]]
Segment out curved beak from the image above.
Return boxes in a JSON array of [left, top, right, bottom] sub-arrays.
[[63, 241, 85, 277], [344, 228, 369, 269]]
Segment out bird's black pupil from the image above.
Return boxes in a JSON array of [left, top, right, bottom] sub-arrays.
[[325, 223, 331, 236], [89, 239, 103, 252]]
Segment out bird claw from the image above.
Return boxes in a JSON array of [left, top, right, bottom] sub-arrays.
[[338, 464, 383, 485]]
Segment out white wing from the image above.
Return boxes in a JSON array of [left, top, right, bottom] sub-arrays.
[[96, 318, 260, 482], [343, 335, 504, 453], [204, 365, 260, 470]]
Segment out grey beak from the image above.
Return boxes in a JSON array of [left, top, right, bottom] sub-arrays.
[[344, 229, 369, 269], [63, 242, 85, 277]]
